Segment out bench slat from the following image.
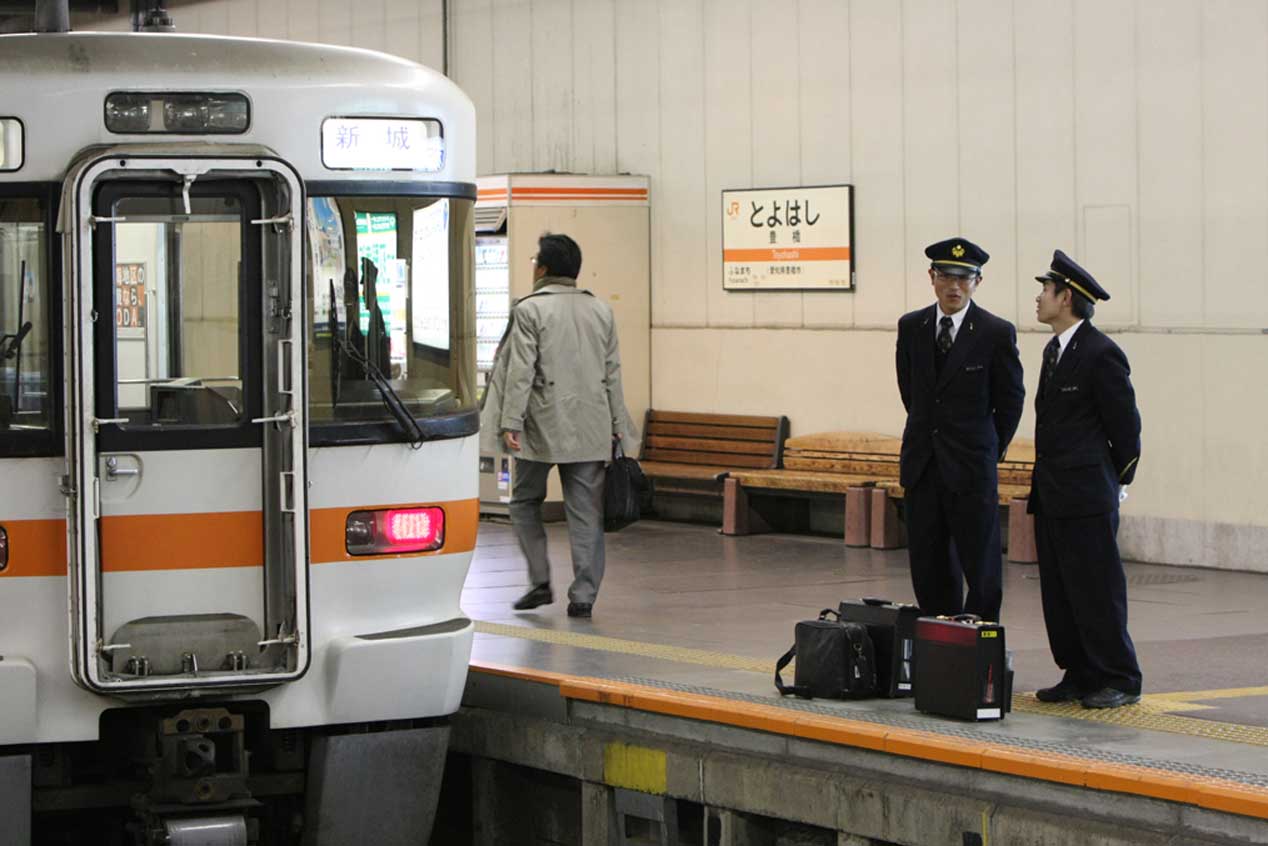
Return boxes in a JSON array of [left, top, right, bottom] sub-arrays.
[[784, 431, 902, 454], [646, 422, 778, 442], [639, 461, 732, 481], [730, 470, 882, 494], [784, 456, 901, 475], [646, 435, 774, 456], [643, 448, 774, 469], [650, 410, 782, 428]]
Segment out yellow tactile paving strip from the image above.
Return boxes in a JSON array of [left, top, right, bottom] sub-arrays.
[[470, 659, 1268, 821], [1013, 693, 1268, 748], [473, 621, 772, 672]]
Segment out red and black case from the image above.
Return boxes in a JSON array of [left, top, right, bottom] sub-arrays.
[[837, 597, 922, 698], [913, 615, 1011, 720]]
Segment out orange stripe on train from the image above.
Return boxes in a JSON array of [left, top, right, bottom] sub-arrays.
[[1, 497, 478, 576], [0, 519, 68, 577], [100, 511, 264, 571]]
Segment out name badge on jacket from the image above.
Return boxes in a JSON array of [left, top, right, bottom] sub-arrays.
[[1059, 385, 1079, 393], [964, 364, 984, 373]]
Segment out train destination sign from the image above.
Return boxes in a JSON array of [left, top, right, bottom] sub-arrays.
[[321, 117, 445, 172], [721, 184, 854, 291]]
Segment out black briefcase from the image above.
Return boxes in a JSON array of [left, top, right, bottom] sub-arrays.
[[913, 615, 1011, 721], [838, 597, 922, 698], [774, 609, 877, 700]]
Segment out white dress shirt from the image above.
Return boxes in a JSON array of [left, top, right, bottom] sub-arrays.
[[1055, 319, 1084, 364]]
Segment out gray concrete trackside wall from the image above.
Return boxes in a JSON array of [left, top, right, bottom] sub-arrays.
[[447, 699, 1268, 846]]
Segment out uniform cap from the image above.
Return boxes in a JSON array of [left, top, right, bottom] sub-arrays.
[[925, 238, 989, 276], [1034, 249, 1110, 302]]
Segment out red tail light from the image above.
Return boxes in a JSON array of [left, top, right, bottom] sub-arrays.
[[345, 507, 445, 556]]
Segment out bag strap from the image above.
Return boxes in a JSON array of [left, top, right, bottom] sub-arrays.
[[817, 608, 840, 622], [774, 644, 807, 698]]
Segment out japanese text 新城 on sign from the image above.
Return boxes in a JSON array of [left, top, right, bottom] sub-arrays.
[[721, 184, 854, 291]]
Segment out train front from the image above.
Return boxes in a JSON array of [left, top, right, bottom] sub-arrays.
[[0, 32, 479, 845]]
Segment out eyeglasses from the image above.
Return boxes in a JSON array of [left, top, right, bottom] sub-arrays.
[[932, 270, 978, 286]]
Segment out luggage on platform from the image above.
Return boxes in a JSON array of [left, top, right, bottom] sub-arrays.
[[774, 609, 877, 700], [837, 597, 922, 698], [913, 615, 1012, 721]]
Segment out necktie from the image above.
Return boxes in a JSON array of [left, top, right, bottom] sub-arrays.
[[1040, 336, 1060, 397], [936, 316, 954, 354]]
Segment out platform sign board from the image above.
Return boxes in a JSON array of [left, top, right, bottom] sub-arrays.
[[722, 184, 854, 291]]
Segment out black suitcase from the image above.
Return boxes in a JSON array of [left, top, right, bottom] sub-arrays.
[[913, 615, 1011, 720], [837, 597, 922, 698]]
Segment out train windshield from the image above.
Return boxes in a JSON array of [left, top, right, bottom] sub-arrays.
[[0, 195, 49, 434], [306, 194, 475, 430]]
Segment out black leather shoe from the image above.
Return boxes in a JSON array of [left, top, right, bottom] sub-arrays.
[[1081, 687, 1140, 709], [566, 602, 592, 619], [513, 584, 553, 610], [1035, 679, 1085, 703]]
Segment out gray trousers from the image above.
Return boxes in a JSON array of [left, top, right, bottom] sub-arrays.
[[509, 458, 606, 604]]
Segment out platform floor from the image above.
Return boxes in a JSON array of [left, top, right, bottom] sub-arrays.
[[462, 518, 1268, 794]]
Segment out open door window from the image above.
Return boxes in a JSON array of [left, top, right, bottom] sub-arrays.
[[64, 153, 308, 695]]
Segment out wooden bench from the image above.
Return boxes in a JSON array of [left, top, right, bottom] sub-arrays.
[[724, 431, 904, 542], [724, 432, 1037, 557], [638, 411, 789, 518]]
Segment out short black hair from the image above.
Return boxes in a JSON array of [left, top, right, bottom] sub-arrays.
[[536, 233, 582, 279], [1053, 281, 1095, 320]]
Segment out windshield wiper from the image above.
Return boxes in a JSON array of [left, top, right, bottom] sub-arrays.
[[0, 321, 31, 361], [337, 332, 425, 445]]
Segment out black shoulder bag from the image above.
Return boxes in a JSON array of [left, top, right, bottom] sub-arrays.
[[775, 608, 877, 699]]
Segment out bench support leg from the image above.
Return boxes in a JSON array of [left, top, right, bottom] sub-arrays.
[[870, 489, 907, 550], [844, 486, 873, 547], [1006, 497, 1038, 563], [722, 478, 770, 536]]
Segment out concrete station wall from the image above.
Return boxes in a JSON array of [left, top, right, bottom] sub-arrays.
[[101, 0, 1268, 572]]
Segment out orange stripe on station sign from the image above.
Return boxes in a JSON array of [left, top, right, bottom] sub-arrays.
[[511, 187, 647, 197], [0, 518, 68, 578], [100, 511, 264, 572], [309, 497, 479, 564], [723, 247, 851, 263]]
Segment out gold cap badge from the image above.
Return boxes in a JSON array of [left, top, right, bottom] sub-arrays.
[[951, 244, 965, 258]]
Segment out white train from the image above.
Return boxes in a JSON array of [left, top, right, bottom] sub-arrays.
[[0, 12, 477, 845]]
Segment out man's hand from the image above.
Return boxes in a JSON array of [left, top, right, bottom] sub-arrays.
[[502, 430, 521, 451]]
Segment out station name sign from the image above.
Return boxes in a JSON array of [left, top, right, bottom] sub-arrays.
[[321, 117, 445, 172], [722, 184, 854, 291]]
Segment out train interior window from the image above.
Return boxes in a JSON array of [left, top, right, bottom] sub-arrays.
[[0, 196, 48, 432], [306, 194, 475, 424], [110, 197, 244, 427]]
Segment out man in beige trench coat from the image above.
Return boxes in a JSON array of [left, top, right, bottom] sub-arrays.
[[481, 233, 636, 618]]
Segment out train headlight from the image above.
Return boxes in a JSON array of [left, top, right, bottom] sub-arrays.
[[104, 94, 150, 132], [105, 92, 250, 134], [0, 526, 8, 572], [345, 507, 445, 556]]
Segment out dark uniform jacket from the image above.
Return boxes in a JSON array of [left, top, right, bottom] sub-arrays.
[[1028, 321, 1141, 519], [896, 301, 1025, 494]]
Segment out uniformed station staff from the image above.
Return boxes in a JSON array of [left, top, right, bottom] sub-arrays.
[[895, 238, 1025, 624], [1030, 250, 1143, 710]]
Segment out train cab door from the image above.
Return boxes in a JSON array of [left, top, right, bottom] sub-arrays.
[[65, 155, 309, 695]]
